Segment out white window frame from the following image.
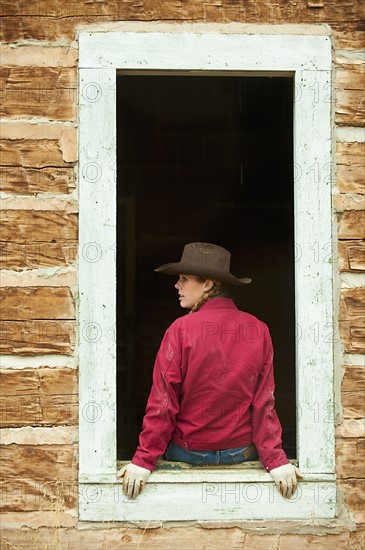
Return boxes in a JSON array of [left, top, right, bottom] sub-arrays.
[[78, 28, 336, 522]]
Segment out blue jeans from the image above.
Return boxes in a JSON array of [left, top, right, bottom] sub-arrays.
[[165, 442, 258, 466]]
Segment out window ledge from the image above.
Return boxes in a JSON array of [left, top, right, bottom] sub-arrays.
[[79, 462, 336, 521]]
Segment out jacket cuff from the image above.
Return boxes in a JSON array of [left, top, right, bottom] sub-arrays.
[[131, 454, 156, 472], [265, 456, 289, 472]]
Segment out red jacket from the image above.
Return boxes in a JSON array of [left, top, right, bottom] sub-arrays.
[[132, 297, 289, 472]]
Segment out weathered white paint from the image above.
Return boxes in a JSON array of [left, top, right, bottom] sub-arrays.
[[79, 32, 331, 71], [79, 480, 336, 521], [87, 463, 335, 484], [78, 30, 335, 521], [294, 68, 335, 474], [79, 67, 117, 480]]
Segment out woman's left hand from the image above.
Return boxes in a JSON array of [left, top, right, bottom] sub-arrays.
[[269, 463, 303, 498], [117, 463, 151, 499]]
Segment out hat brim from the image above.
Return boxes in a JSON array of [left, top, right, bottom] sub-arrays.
[[155, 262, 252, 286]]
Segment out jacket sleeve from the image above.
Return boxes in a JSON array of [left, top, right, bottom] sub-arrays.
[[131, 322, 182, 471], [251, 324, 289, 472]]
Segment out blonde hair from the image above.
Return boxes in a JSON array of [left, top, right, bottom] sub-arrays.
[[190, 278, 230, 313]]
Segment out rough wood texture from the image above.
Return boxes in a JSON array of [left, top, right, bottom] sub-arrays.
[[335, 60, 365, 127], [0, 368, 78, 427], [338, 210, 365, 240], [0, 510, 78, 529], [0, 478, 77, 512], [0, 444, 77, 512], [1, 139, 70, 168], [340, 288, 365, 325], [0, 0, 364, 46], [1, 166, 76, 195], [0, 139, 76, 195], [336, 142, 365, 195], [0, 241, 78, 270], [0, 287, 76, 355], [333, 29, 365, 51], [336, 419, 365, 439], [338, 479, 365, 524], [336, 438, 365, 478], [0, 320, 75, 355], [0, 210, 78, 270], [341, 365, 365, 419], [0, 67, 76, 120], [0, 527, 358, 550], [0, 444, 77, 480], [339, 287, 365, 354], [0, 210, 78, 243], [338, 240, 365, 272], [0, 287, 75, 320]]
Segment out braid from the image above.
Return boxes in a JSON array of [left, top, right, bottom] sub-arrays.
[[190, 281, 229, 313]]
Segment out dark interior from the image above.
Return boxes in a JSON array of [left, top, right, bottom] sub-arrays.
[[116, 74, 296, 461]]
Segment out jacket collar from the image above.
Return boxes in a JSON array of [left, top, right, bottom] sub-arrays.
[[197, 297, 238, 311]]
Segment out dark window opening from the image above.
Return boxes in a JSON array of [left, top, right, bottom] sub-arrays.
[[117, 75, 296, 461]]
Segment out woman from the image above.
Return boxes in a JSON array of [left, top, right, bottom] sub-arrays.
[[117, 242, 302, 499]]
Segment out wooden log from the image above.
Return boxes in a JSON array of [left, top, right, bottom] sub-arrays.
[[338, 480, 365, 524], [0, 287, 75, 321], [336, 142, 365, 195], [1, 167, 76, 195], [0, 368, 78, 427], [0, 210, 78, 244], [0, 138, 75, 194], [0, 320, 75, 355], [0, 139, 69, 168], [0, 526, 355, 550], [0, 510, 78, 529], [0, 444, 77, 480], [0, 401, 78, 433], [0, 0, 361, 25], [338, 210, 365, 239], [338, 240, 365, 272], [0, 445, 78, 511], [336, 438, 365, 478], [342, 391, 365, 420], [333, 28, 365, 51], [339, 288, 365, 324], [342, 365, 365, 392], [339, 287, 365, 354], [341, 365, 365, 419], [339, 323, 365, 354], [336, 419, 365, 439], [335, 60, 365, 127], [0, 1, 364, 46], [0, 67, 76, 120], [0, 241, 78, 271], [0, 478, 77, 512]]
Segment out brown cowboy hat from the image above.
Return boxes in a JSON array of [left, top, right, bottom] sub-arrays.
[[155, 242, 252, 286]]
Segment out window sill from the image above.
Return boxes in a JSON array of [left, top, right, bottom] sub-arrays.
[[79, 461, 336, 522]]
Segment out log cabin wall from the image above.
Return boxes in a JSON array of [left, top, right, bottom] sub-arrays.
[[0, 1, 364, 548]]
